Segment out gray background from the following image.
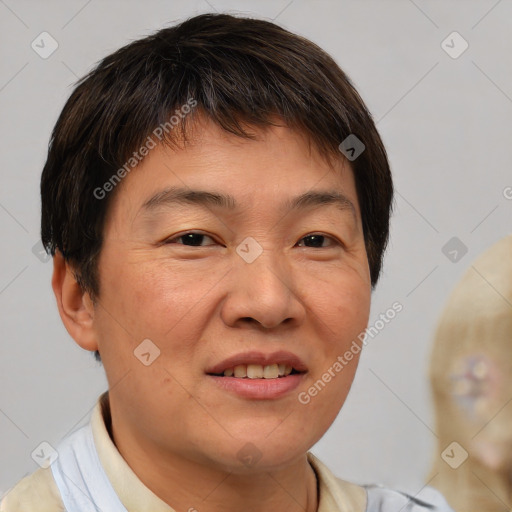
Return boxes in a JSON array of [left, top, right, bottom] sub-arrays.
[[1, 0, 511, 498]]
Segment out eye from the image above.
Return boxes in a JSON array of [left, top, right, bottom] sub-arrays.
[[296, 234, 339, 248], [164, 231, 217, 247]]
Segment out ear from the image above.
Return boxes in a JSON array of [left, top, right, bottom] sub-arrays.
[[52, 251, 99, 352]]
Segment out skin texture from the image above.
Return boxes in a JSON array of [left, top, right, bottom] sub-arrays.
[[52, 115, 372, 512]]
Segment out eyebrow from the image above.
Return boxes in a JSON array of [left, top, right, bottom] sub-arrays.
[[141, 186, 356, 217]]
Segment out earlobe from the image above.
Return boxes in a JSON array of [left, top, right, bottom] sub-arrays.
[[52, 251, 99, 352]]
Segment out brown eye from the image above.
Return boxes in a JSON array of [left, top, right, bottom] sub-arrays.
[[166, 232, 216, 246], [297, 234, 336, 248]]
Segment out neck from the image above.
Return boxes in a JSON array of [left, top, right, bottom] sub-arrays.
[[107, 403, 318, 512]]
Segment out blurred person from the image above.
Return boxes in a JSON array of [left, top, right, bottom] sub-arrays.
[[429, 235, 512, 511]]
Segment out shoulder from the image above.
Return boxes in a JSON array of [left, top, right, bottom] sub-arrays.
[[0, 467, 65, 512], [364, 484, 455, 511], [307, 452, 453, 512]]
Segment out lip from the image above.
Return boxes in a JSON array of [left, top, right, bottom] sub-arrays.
[[209, 373, 305, 400], [205, 350, 308, 375]]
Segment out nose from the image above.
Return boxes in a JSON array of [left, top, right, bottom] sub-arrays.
[[220, 247, 306, 330]]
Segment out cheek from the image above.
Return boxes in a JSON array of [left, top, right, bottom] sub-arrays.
[[296, 351, 361, 449], [337, 287, 371, 340], [105, 259, 206, 324], [298, 271, 369, 408], [302, 269, 370, 341]]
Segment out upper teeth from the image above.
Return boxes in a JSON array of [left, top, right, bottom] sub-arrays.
[[223, 364, 293, 378]]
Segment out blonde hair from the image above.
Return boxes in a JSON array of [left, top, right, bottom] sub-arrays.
[[428, 235, 512, 510]]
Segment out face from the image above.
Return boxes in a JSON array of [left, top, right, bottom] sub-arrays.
[[89, 115, 371, 472]]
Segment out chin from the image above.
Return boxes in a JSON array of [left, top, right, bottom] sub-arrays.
[[200, 433, 313, 473]]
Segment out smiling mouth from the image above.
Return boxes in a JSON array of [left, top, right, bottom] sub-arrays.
[[209, 364, 303, 379]]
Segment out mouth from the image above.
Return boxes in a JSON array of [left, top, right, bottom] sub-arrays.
[[209, 363, 303, 379], [206, 351, 308, 399], [206, 350, 308, 379]]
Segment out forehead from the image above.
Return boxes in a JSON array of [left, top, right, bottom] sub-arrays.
[[107, 115, 358, 221]]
